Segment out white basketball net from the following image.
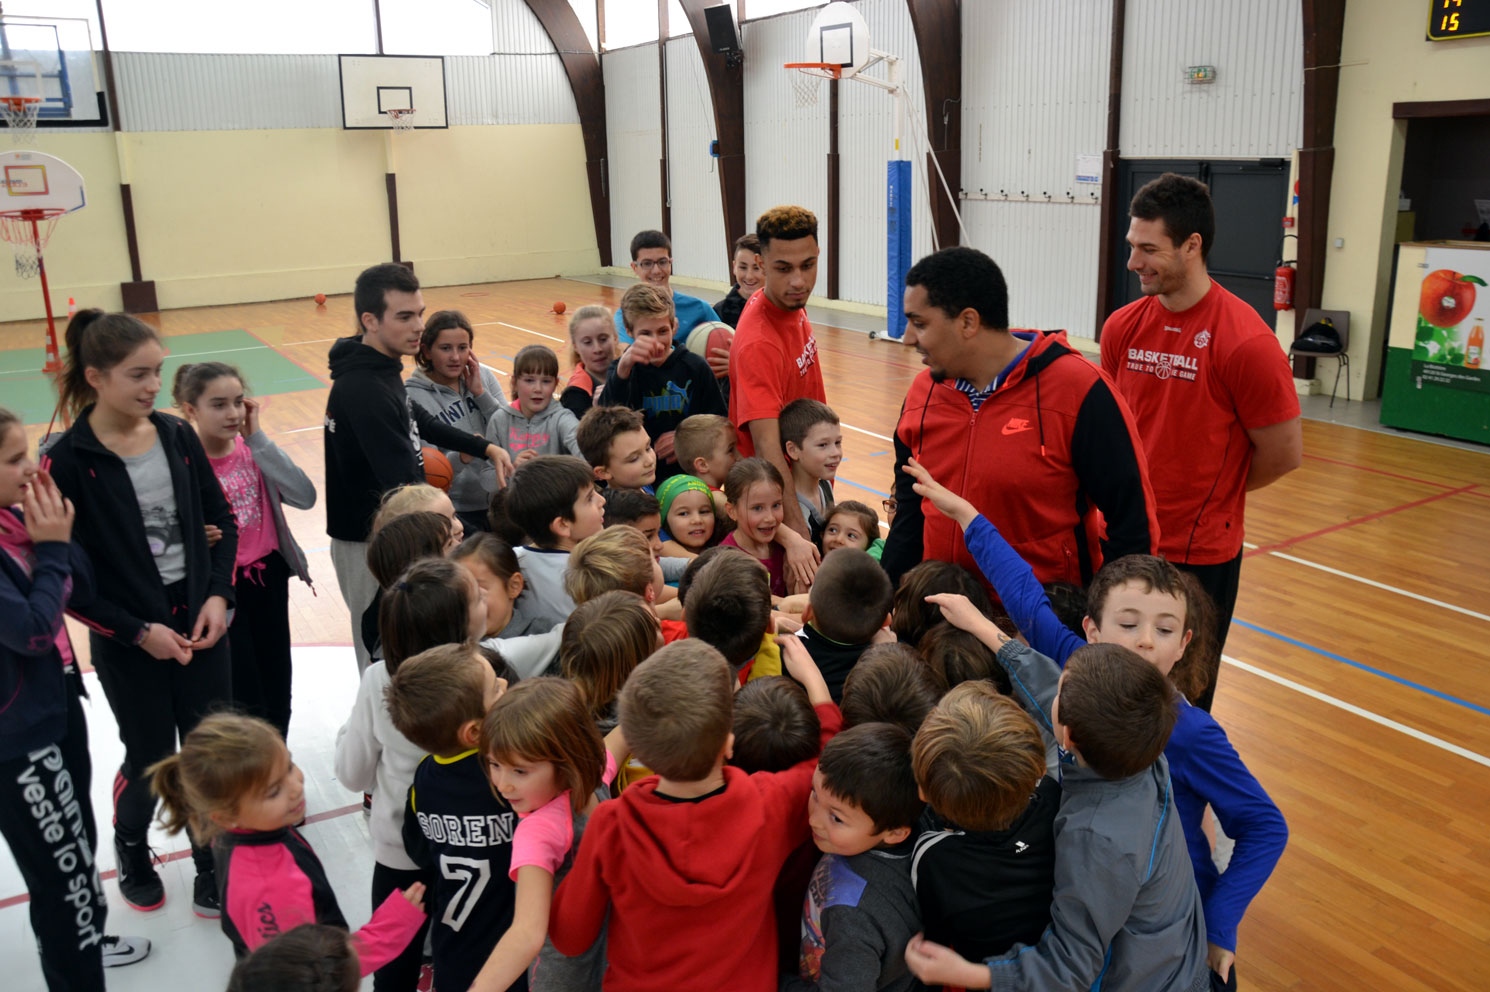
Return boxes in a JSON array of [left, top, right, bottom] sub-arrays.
[[0, 212, 59, 279], [0, 98, 40, 145], [790, 70, 824, 109], [385, 108, 416, 132]]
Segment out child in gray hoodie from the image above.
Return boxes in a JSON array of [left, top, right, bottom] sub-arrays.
[[904, 594, 1209, 992], [485, 344, 581, 470], [406, 311, 508, 533]]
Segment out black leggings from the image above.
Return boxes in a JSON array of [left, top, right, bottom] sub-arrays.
[[227, 552, 293, 739], [371, 861, 434, 992], [91, 582, 232, 873], [0, 687, 108, 992]]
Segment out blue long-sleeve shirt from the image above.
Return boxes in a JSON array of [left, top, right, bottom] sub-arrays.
[[962, 513, 1288, 952]]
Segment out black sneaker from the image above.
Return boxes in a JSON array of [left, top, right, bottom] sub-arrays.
[[192, 870, 221, 918], [101, 935, 151, 968], [113, 837, 164, 912]]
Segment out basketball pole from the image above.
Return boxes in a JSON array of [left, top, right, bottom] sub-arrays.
[[28, 211, 63, 374]]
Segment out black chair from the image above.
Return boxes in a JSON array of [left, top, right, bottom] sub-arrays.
[[1289, 307, 1351, 407]]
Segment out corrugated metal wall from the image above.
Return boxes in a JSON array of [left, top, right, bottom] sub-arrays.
[[446, 55, 579, 125], [604, 45, 664, 264], [114, 53, 345, 131], [1121, 0, 1303, 158], [664, 38, 729, 281], [837, 0, 934, 307], [741, 8, 830, 270], [961, 0, 1110, 337]]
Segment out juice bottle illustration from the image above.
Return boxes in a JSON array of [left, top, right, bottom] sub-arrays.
[[1468, 320, 1484, 369]]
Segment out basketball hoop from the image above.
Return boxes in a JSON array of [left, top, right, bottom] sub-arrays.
[[0, 95, 41, 144], [0, 207, 61, 279], [784, 63, 840, 109], [385, 108, 416, 132]]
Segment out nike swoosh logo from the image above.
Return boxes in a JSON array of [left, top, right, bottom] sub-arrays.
[[1002, 424, 1033, 435]]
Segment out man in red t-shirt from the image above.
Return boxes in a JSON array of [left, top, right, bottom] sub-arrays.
[[1102, 172, 1302, 711], [728, 205, 827, 583]]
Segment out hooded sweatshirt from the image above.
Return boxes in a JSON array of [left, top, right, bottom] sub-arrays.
[[485, 400, 581, 460], [549, 702, 842, 992], [406, 366, 507, 513], [881, 330, 1158, 594], [786, 842, 922, 992], [324, 337, 490, 542]]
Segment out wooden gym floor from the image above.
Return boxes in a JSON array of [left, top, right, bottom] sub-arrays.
[[2, 276, 1487, 991]]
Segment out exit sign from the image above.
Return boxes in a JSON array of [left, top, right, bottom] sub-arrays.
[[1428, 0, 1490, 39]]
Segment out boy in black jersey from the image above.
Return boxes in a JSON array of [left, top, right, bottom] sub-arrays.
[[909, 681, 1059, 962], [386, 644, 526, 992]]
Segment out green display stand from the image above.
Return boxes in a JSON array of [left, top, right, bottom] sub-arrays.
[[1379, 347, 1490, 445]]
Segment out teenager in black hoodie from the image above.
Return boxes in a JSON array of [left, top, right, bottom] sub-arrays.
[[324, 264, 512, 673]]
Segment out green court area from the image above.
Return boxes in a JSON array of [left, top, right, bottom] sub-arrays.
[[0, 329, 324, 426]]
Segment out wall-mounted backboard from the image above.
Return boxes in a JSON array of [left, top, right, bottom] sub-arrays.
[[338, 54, 448, 130], [0, 15, 106, 125]]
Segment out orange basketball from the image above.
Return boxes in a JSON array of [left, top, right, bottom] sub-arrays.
[[553, 301, 567, 314], [314, 293, 327, 305], [421, 447, 454, 491]]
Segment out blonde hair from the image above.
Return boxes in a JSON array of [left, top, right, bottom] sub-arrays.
[[371, 483, 445, 534], [560, 590, 661, 721], [565, 526, 655, 604], [673, 414, 733, 474], [618, 283, 675, 333], [912, 682, 1045, 832], [149, 714, 285, 843], [567, 305, 615, 370], [482, 678, 606, 814]]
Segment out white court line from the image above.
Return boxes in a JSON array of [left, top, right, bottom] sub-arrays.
[[491, 321, 564, 344], [280, 425, 324, 434], [1223, 654, 1490, 769], [1244, 542, 1489, 623], [843, 422, 893, 443]]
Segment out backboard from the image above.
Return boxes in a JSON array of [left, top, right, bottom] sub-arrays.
[[0, 16, 105, 124], [339, 55, 448, 130], [0, 149, 87, 214], [808, 1, 871, 79]]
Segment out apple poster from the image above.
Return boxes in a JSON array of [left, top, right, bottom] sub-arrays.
[[1412, 248, 1489, 395]]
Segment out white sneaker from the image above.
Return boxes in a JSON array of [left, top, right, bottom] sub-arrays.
[[101, 935, 152, 968]]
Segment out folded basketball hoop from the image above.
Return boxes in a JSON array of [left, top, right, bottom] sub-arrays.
[[784, 63, 841, 109], [385, 108, 416, 132], [0, 95, 41, 144]]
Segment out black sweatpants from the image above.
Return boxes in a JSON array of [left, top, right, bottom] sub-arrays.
[[371, 861, 434, 992], [91, 581, 232, 873], [1176, 551, 1243, 713], [227, 552, 293, 740], [0, 688, 107, 992]]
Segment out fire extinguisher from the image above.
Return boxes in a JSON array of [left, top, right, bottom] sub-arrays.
[[1274, 233, 1298, 311]]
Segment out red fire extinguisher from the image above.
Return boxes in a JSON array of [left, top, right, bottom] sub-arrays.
[[1274, 233, 1298, 311]]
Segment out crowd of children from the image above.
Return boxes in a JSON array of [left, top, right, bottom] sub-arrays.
[[0, 233, 1285, 992]]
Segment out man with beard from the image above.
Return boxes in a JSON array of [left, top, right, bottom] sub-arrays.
[[880, 247, 1157, 597]]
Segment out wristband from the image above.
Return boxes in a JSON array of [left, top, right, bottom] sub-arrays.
[[133, 623, 151, 647]]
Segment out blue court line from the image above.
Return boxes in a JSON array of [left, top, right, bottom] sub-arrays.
[[834, 477, 890, 499], [866, 450, 890, 457], [1232, 619, 1490, 717]]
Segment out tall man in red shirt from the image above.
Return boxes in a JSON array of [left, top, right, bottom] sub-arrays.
[[1102, 173, 1303, 710], [728, 205, 827, 582], [881, 246, 1158, 597]]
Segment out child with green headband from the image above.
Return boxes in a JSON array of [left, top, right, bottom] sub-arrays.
[[657, 474, 718, 558]]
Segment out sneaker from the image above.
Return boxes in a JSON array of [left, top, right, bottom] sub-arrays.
[[113, 837, 164, 911], [101, 935, 151, 968], [192, 871, 221, 918]]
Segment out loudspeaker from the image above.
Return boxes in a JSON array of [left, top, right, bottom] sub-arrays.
[[704, 4, 740, 54]]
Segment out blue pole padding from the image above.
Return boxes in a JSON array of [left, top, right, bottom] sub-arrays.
[[886, 159, 913, 340]]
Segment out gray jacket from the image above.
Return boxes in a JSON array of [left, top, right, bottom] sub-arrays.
[[784, 845, 921, 992], [485, 400, 581, 461], [244, 430, 316, 585], [988, 641, 1209, 992], [406, 367, 506, 513]]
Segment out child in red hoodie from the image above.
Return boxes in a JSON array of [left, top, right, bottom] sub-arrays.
[[549, 637, 839, 991]]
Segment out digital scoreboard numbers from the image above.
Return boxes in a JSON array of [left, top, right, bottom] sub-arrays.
[[1428, 0, 1490, 40]]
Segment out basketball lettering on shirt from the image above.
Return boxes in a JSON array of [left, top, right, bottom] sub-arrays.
[[795, 335, 819, 377]]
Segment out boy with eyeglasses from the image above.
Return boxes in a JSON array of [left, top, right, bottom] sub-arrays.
[[612, 229, 722, 351]]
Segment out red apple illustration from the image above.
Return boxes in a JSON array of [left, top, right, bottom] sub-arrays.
[[1418, 269, 1483, 328]]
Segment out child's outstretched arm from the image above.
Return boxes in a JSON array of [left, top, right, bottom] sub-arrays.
[[905, 458, 1083, 663], [468, 866, 554, 992], [925, 594, 1060, 740]]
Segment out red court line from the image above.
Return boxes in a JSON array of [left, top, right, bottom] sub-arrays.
[[1246, 484, 1478, 557], [1301, 451, 1464, 491], [0, 803, 367, 911]]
